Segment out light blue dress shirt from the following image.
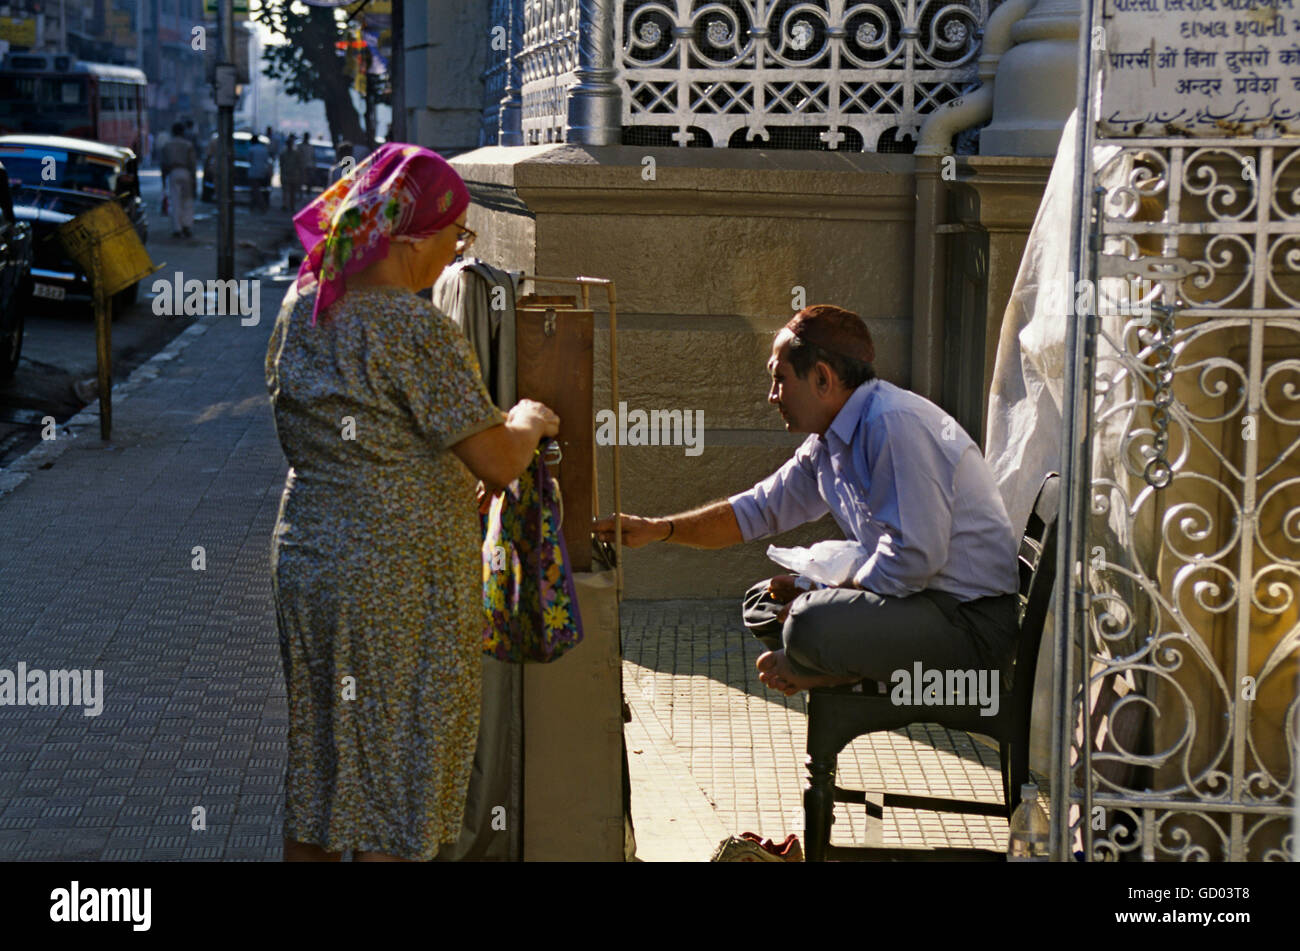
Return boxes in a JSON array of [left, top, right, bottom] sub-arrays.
[[728, 380, 1020, 602]]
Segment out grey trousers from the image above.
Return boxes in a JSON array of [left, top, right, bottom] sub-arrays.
[[742, 578, 1019, 682]]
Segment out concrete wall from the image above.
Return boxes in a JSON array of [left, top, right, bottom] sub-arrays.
[[451, 144, 917, 598]]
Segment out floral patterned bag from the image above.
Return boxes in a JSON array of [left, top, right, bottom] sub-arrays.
[[481, 440, 584, 662]]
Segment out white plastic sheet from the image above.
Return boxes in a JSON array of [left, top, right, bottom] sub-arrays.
[[766, 540, 867, 587]]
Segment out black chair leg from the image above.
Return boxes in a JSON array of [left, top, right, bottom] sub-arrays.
[[1007, 741, 1029, 815], [805, 753, 836, 862], [999, 743, 1012, 815]]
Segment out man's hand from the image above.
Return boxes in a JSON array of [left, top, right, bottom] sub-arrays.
[[766, 574, 803, 604], [592, 514, 669, 549]]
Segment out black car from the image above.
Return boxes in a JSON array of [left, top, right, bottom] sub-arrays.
[[0, 134, 147, 311], [305, 141, 336, 191], [201, 131, 270, 203], [0, 158, 34, 380]]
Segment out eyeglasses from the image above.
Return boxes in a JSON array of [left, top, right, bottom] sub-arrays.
[[455, 225, 477, 255]]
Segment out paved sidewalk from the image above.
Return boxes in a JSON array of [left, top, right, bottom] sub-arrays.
[[0, 281, 292, 860]]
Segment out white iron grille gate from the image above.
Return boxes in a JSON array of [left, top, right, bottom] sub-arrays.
[[616, 0, 987, 150], [1057, 132, 1300, 860]]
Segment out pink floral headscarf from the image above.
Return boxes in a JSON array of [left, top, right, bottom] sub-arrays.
[[293, 142, 470, 325]]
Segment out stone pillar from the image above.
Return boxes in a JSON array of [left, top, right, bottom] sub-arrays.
[[565, 0, 622, 145], [979, 0, 1082, 157], [403, 0, 492, 155]]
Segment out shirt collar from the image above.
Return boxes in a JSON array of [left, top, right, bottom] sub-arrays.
[[824, 379, 879, 447]]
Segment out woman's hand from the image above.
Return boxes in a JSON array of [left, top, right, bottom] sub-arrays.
[[451, 401, 560, 490], [507, 399, 560, 439]]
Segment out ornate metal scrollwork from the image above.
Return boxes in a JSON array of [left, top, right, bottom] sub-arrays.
[[1067, 139, 1300, 861], [616, 0, 987, 150]]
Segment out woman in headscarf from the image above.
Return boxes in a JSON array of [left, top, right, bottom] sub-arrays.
[[265, 143, 559, 862]]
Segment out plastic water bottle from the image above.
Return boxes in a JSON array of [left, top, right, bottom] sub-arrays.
[[1007, 783, 1050, 861]]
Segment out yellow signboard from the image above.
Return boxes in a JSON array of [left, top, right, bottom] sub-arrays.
[[0, 16, 37, 46]]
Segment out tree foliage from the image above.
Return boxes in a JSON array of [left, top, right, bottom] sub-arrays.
[[254, 1, 364, 145]]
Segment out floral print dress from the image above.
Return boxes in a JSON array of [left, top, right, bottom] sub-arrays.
[[265, 281, 504, 860]]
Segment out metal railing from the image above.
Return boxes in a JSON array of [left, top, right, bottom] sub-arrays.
[[618, 0, 987, 150], [480, 0, 524, 146], [483, 0, 993, 151], [521, 0, 582, 145]]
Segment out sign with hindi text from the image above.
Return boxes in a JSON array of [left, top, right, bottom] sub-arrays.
[[1100, 0, 1300, 136]]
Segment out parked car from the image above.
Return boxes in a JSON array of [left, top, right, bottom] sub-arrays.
[[0, 134, 146, 314], [201, 130, 270, 203], [304, 140, 336, 192], [0, 158, 34, 380]]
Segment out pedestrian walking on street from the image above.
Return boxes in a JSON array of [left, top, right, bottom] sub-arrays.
[[160, 121, 197, 238], [295, 134, 315, 199], [248, 135, 271, 213], [265, 143, 560, 862], [281, 133, 300, 211], [327, 141, 354, 186]]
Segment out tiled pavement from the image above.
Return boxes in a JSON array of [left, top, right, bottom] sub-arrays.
[[0, 238, 1018, 863], [621, 600, 1016, 861]]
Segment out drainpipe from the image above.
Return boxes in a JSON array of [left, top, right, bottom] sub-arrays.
[[910, 0, 1036, 403]]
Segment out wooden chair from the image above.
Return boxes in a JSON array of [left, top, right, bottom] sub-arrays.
[[802, 472, 1061, 861]]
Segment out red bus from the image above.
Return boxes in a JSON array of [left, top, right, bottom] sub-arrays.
[[0, 53, 148, 152]]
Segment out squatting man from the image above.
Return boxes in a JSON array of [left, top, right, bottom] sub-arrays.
[[594, 305, 1021, 696]]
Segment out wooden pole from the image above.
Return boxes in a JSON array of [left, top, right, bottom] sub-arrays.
[[92, 251, 112, 440]]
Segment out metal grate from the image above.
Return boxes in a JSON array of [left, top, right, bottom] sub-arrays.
[[1062, 138, 1300, 861], [616, 0, 988, 152], [492, 0, 991, 152]]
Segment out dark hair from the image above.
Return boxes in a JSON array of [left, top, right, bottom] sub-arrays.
[[171, 122, 185, 136], [786, 335, 876, 389]]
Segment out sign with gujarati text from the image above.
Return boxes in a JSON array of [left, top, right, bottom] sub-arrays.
[[1100, 0, 1300, 136]]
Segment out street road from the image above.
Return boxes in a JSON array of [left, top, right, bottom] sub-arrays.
[[0, 167, 298, 467]]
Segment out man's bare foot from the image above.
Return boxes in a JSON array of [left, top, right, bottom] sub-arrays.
[[755, 650, 861, 696]]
